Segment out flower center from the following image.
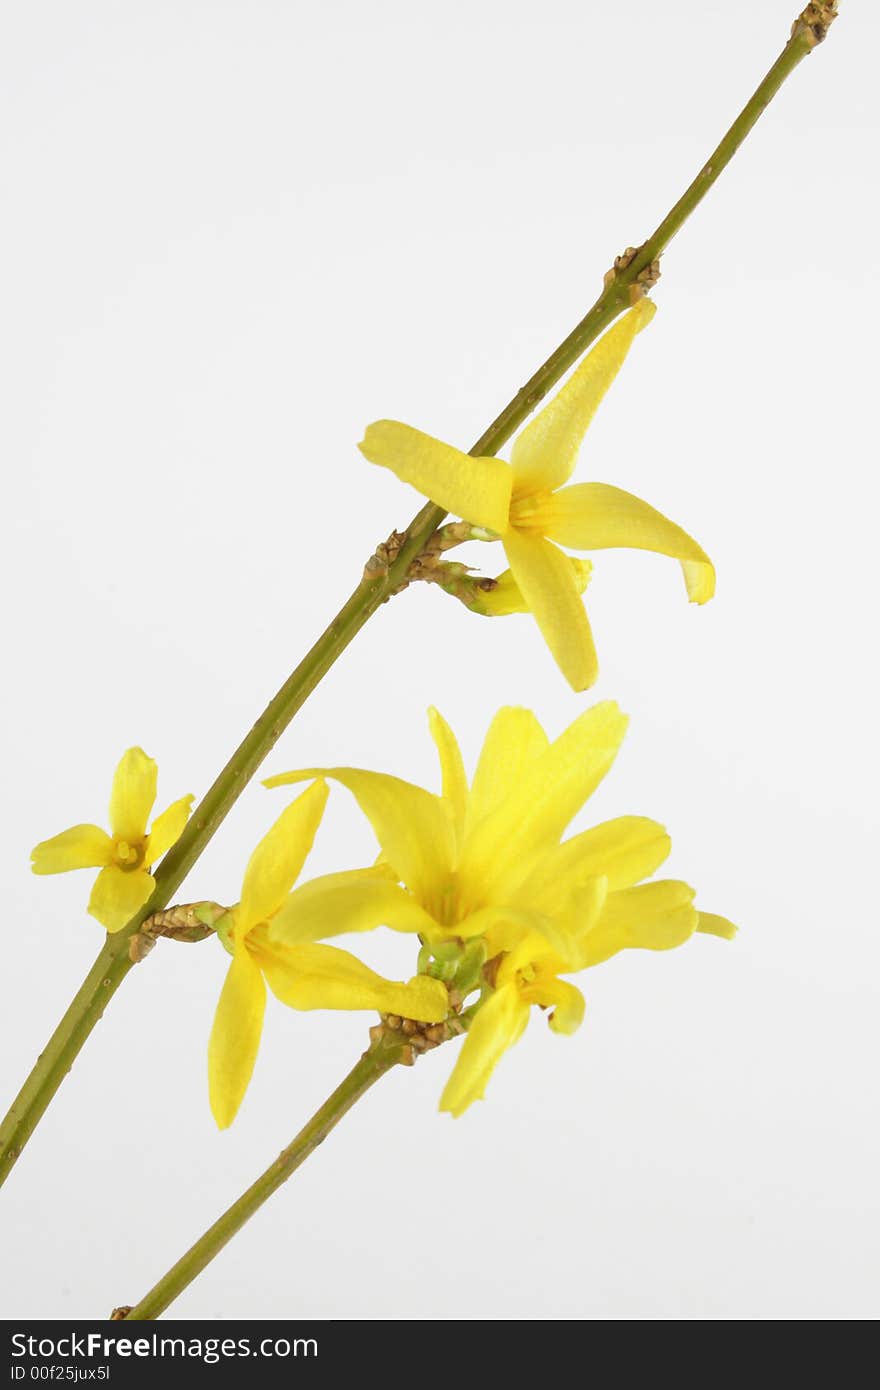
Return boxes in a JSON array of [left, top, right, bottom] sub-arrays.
[[432, 878, 461, 929], [113, 839, 146, 873], [509, 488, 555, 533]]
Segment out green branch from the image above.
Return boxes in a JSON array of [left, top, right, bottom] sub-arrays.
[[0, 3, 836, 1191], [118, 1032, 408, 1320]]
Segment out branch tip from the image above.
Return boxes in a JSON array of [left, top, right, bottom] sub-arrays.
[[791, 2, 838, 48]]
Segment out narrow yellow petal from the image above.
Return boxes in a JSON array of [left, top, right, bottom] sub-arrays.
[[458, 701, 628, 909], [252, 937, 448, 1022], [427, 707, 468, 849], [270, 871, 436, 945], [264, 767, 454, 906], [578, 880, 698, 968], [439, 984, 530, 1117], [697, 911, 738, 940], [521, 976, 586, 1035], [502, 531, 599, 691], [470, 557, 591, 616], [359, 421, 512, 533], [238, 781, 329, 936], [208, 948, 267, 1130], [541, 483, 715, 604], [109, 747, 158, 842], [509, 300, 656, 496], [87, 865, 155, 933], [520, 816, 671, 912], [146, 795, 194, 867], [31, 824, 111, 875], [463, 707, 549, 842]]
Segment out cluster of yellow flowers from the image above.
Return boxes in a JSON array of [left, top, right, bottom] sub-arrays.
[[31, 300, 734, 1128]]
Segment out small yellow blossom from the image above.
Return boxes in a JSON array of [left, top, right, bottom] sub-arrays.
[[31, 747, 193, 933], [359, 301, 714, 691], [265, 703, 734, 1114], [208, 780, 448, 1129]]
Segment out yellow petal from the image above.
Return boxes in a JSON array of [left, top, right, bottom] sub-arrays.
[[521, 976, 586, 1035], [427, 707, 468, 849], [439, 984, 530, 1117], [238, 780, 328, 936], [208, 947, 267, 1129], [503, 876, 607, 975], [509, 300, 656, 497], [146, 795, 194, 867], [578, 880, 698, 968], [264, 767, 454, 907], [541, 483, 715, 604], [470, 557, 591, 616], [521, 816, 671, 912], [456, 904, 578, 962], [463, 706, 548, 844], [502, 531, 599, 691], [359, 421, 512, 533], [31, 823, 111, 875], [87, 864, 155, 933], [252, 936, 448, 1022], [697, 911, 738, 940], [109, 747, 158, 842], [270, 870, 436, 945], [458, 701, 628, 909]]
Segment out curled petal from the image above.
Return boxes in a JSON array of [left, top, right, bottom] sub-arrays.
[[146, 795, 194, 867], [31, 823, 111, 875], [510, 300, 656, 497], [109, 747, 158, 843], [541, 482, 715, 604], [87, 864, 155, 933], [520, 976, 586, 1035], [502, 531, 599, 691], [270, 871, 436, 945], [359, 421, 512, 533], [252, 938, 448, 1022], [439, 984, 530, 1117], [208, 948, 267, 1130], [264, 767, 454, 906], [238, 781, 329, 937]]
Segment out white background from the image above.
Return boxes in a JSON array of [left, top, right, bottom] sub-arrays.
[[1, 1, 877, 1321]]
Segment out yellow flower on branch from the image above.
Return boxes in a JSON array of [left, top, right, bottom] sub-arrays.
[[208, 780, 448, 1129], [359, 300, 714, 690], [31, 747, 193, 932], [265, 702, 733, 1114], [440, 884, 735, 1117]]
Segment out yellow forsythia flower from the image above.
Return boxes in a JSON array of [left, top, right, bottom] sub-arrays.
[[31, 747, 193, 932], [265, 703, 734, 1115], [359, 301, 714, 691], [208, 780, 448, 1129]]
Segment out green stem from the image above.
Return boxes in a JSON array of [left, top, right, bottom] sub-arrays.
[[121, 1034, 406, 1320], [0, 8, 830, 1189], [0, 939, 135, 1186]]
